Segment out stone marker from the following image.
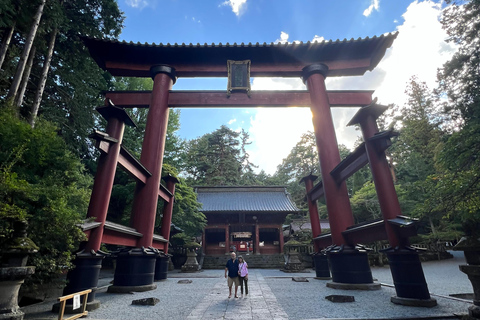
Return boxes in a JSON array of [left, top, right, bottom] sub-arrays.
[[131, 297, 160, 306], [178, 279, 193, 284], [292, 277, 309, 282], [325, 295, 355, 303]]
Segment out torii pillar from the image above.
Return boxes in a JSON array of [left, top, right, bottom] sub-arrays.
[[349, 104, 436, 306], [300, 174, 331, 279], [58, 102, 136, 312], [302, 64, 377, 289], [109, 65, 176, 292]]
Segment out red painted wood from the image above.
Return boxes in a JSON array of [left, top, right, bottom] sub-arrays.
[[117, 152, 148, 184], [131, 72, 172, 248], [225, 227, 230, 254], [254, 224, 259, 254], [278, 227, 284, 254], [160, 177, 176, 253], [360, 115, 402, 247], [151, 241, 166, 251], [85, 117, 125, 252], [104, 90, 373, 108], [306, 72, 355, 246], [97, 140, 171, 203], [102, 230, 138, 247], [302, 176, 322, 251], [104, 58, 372, 78]]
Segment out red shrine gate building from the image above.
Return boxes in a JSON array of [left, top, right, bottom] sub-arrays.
[[197, 186, 299, 255], [58, 31, 438, 312]]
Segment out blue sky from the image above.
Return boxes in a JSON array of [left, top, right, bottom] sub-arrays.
[[116, 0, 457, 174]]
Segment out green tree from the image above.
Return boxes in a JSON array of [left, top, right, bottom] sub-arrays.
[[184, 125, 255, 186], [160, 164, 206, 237], [432, 0, 480, 236], [0, 105, 91, 284]]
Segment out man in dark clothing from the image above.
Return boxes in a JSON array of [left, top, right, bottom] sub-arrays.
[[225, 252, 239, 298]]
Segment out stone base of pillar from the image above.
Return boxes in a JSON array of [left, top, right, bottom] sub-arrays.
[[181, 251, 200, 272], [282, 251, 304, 272], [51, 250, 104, 313], [313, 253, 331, 279], [107, 284, 157, 293], [326, 245, 379, 289], [390, 296, 437, 308], [469, 304, 480, 319], [326, 282, 381, 290], [107, 247, 157, 293], [459, 264, 480, 318], [383, 246, 437, 307]]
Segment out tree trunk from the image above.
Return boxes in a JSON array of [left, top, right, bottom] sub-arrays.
[[0, 24, 15, 70], [15, 46, 36, 108], [30, 28, 57, 128], [6, 0, 46, 104]]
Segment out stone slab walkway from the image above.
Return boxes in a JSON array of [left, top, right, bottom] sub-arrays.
[[186, 272, 288, 320]]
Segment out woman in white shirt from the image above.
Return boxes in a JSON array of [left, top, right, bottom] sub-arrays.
[[237, 256, 248, 296]]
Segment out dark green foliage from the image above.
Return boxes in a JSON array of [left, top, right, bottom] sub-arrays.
[[0, 106, 91, 283], [0, 0, 124, 162], [160, 164, 206, 237], [184, 125, 255, 186]]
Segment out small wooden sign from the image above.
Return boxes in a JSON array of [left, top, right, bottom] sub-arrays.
[[227, 60, 251, 97], [72, 294, 80, 310]]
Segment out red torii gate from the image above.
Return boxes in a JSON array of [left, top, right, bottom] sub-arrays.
[[62, 32, 434, 311]]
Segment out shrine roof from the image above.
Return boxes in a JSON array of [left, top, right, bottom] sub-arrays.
[[196, 186, 299, 213], [83, 33, 398, 78]]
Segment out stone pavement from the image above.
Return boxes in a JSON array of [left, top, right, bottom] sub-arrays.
[[186, 272, 288, 320], [23, 251, 474, 320]]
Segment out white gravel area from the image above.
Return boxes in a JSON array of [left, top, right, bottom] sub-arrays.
[[22, 251, 473, 319]]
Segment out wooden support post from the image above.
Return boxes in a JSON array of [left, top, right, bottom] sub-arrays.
[[349, 105, 402, 247], [278, 227, 284, 254], [131, 65, 176, 248], [300, 174, 322, 252], [85, 104, 133, 252], [159, 175, 179, 253], [255, 223, 260, 255], [302, 64, 354, 246], [225, 226, 230, 254]]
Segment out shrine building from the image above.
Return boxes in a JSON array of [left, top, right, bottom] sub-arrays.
[[196, 186, 299, 255]]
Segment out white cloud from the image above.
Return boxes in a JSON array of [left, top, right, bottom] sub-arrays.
[[363, 0, 380, 17], [275, 31, 289, 44], [228, 118, 237, 125], [312, 35, 325, 43], [367, 0, 456, 105], [125, 0, 148, 9], [245, 3, 458, 174], [221, 0, 247, 16]]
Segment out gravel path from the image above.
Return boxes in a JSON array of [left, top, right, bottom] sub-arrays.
[[22, 251, 473, 319]]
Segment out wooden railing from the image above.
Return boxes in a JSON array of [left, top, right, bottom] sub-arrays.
[[57, 289, 91, 320]]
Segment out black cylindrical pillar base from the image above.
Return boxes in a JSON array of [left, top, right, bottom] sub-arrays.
[[327, 245, 373, 284], [107, 248, 158, 293], [52, 250, 104, 313], [63, 251, 104, 302], [313, 253, 331, 279], [154, 254, 169, 281], [384, 246, 437, 307]]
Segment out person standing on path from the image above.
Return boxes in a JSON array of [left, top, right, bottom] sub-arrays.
[[238, 256, 248, 296], [225, 252, 239, 298]]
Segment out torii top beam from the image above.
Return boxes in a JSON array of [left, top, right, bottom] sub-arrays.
[[83, 33, 397, 78]]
